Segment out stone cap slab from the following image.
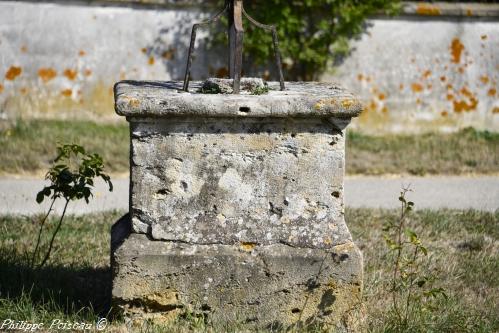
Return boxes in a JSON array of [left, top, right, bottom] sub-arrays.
[[114, 80, 363, 119]]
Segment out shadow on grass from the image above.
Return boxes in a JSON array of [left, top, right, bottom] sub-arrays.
[[0, 248, 111, 318]]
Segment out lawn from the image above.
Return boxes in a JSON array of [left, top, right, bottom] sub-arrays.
[[0, 119, 498, 176], [0, 208, 497, 332]]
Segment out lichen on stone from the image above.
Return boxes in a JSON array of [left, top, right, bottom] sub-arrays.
[[199, 77, 268, 95]]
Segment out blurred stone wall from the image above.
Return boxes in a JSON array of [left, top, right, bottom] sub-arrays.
[[328, 2, 499, 133], [0, 1, 498, 132]]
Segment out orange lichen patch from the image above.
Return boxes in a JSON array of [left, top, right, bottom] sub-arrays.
[[78, 50, 86, 57], [441, 111, 448, 117], [368, 100, 377, 111], [141, 47, 147, 54], [458, 67, 465, 74], [453, 100, 473, 113], [492, 107, 499, 114], [481, 35, 488, 40], [399, 83, 404, 90], [446, 84, 453, 90], [38, 68, 57, 82], [240, 242, 257, 252], [450, 38, 465, 64], [148, 56, 155, 65], [422, 70, 432, 79], [20, 87, 28, 95], [63, 69, 78, 81], [83, 69, 92, 77], [466, 9, 473, 16], [5, 81, 114, 119], [0, 84, 3, 93], [5, 66, 22, 81], [447, 94, 454, 101], [479, 75, 489, 85], [61, 89, 72, 97], [453, 88, 478, 113], [460, 86, 473, 98], [162, 48, 175, 60], [381, 106, 388, 113], [488, 88, 497, 97], [411, 83, 424, 93], [416, 3, 441, 16], [378, 93, 386, 100], [357, 74, 364, 81], [341, 99, 355, 108], [124, 97, 140, 108], [440, 76, 446, 82], [20, 45, 28, 53]]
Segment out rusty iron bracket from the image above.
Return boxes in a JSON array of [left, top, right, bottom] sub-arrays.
[[182, 0, 286, 94]]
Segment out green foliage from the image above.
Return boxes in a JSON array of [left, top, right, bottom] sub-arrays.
[[382, 188, 447, 331], [198, 85, 222, 94], [36, 144, 113, 204], [32, 144, 112, 268], [212, 0, 400, 80], [250, 84, 270, 95]]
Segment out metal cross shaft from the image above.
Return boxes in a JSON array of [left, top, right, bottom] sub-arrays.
[[182, 0, 286, 94]]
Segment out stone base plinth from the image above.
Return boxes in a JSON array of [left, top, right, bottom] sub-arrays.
[[111, 216, 363, 330]]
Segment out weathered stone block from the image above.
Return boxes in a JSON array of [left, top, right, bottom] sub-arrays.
[[130, 117, 350, 248], [112, 80, 364, 329], [112, 216, 363, 330]]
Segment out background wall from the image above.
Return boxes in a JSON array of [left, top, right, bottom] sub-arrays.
[[0, 1, 498, 133], [331, 16, 499, 133]]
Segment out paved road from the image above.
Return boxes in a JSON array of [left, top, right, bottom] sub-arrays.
[[0, 175, 497, 215]]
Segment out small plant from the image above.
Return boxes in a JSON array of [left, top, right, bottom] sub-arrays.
[[382, 187, 447, 331], [198, 85, 222, 94], [250, 85, 270, 95], [31, 144, 113, 268]]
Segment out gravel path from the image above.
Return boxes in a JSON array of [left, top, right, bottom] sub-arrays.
[[0, 175, 497, 215]]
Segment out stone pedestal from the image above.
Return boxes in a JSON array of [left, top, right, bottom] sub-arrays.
[[112, 81, 364, 330]]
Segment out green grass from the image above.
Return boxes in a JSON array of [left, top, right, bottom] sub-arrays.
[[1, 119, 498, 176], [0, 209, 497, 332], [348, 208, 498, 333], [346, 128, 499, 175], [0, 120, 129, 175]]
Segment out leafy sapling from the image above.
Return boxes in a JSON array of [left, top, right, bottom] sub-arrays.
[[31, 144, 113, 268], [383, 187, 447, 330]]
